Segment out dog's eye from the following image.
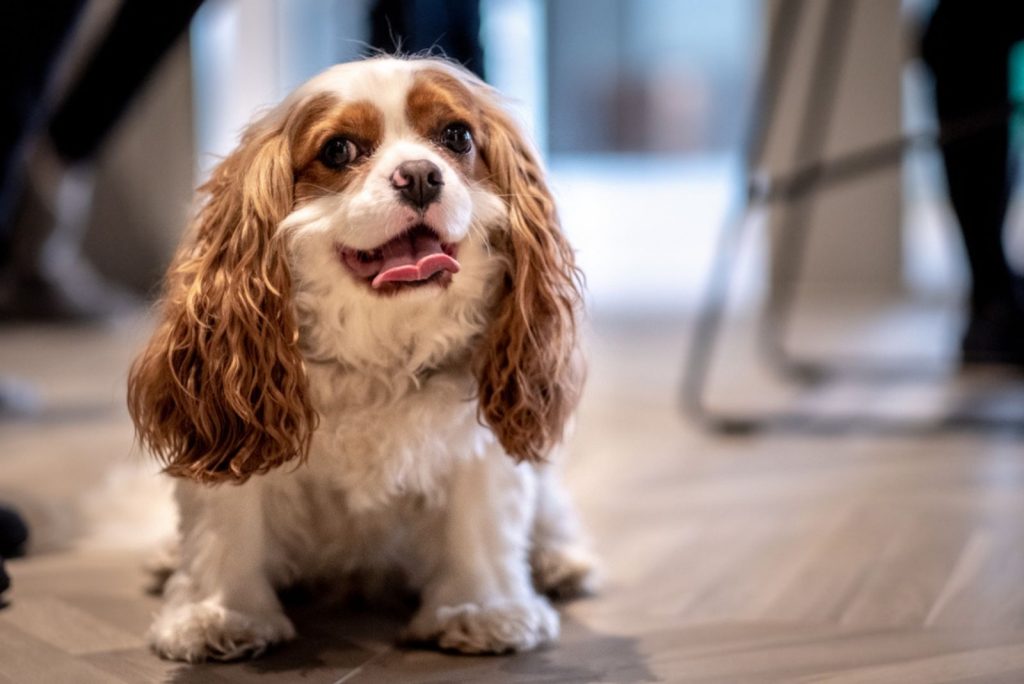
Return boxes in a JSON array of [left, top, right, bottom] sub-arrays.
[[318, 137, 359, 169], [440, 123, 472, 155]]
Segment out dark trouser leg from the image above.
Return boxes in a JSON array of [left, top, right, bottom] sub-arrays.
[[935, 75, 1013, 316], [370, 0, 484, 80], [47, 0, 205, 163], [924, 0, 1024, 362], [0, 1, 85, 247]]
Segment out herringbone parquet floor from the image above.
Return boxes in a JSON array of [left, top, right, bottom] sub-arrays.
[[1, 308, 1022, 683]]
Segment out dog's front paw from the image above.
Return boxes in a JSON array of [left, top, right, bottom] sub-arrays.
[[149, 601, 295, 663], [406, 597, 559, 654], [532, 544, 600, 600]]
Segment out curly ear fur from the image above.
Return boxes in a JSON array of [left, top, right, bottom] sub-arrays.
[[473, 90, 584, 464], [128, 121, 317, 484]]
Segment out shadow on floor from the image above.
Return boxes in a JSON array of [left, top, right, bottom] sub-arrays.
[[166, 594, 408, 683], [165, 596, 656, 683]]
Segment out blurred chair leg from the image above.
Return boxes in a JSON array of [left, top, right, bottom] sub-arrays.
[[680, 0, 801, 432], [758, 0, 852, 384], [682, 200, 766, 434]]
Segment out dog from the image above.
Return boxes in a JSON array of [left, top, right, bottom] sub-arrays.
[[127, 56, 596, 662]]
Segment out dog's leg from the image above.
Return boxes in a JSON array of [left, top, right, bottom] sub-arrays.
[[143, 535, 179, 596], [148, 481, 294, 662], [529, 463, 600, 599], [404, 451, 559, 654]]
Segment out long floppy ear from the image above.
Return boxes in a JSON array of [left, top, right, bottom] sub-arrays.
[[473, 92, 584, 463], [127, 121, 317, 484]]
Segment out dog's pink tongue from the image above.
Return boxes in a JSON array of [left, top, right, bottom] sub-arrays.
[[371, 231, 460, 288]]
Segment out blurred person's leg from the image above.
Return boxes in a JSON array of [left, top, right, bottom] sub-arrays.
[[0, 1, 84, 420], [923, 0, 1024, 365], [370, 0, 484, 79], [0, 1, 86, 253], [0, 0, 203, 321], [46, 0, 205, 162]]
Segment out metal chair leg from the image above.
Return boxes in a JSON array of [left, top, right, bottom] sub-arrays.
[[679, 0, 802, 432]]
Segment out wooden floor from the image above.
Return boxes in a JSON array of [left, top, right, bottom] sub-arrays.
[[1, 306, 1023, 683]]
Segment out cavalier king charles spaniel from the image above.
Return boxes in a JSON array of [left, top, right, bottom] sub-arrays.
[[128, 56, 596, 662]]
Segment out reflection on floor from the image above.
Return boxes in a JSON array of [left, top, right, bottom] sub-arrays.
[[1, 307, 1023, 683]]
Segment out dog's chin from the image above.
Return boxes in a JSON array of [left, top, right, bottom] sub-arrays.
[[337, 223, 461, 295]]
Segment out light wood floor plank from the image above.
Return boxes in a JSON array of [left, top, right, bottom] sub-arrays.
[[801, 641, 1024, 684], [0, 619, 134, 684], [0, 595, 144, 655]]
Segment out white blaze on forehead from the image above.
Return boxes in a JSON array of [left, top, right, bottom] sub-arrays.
[[286, 58, 425, 141]]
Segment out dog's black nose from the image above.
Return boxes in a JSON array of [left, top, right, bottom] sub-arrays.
[[391, 160, 444, 208]]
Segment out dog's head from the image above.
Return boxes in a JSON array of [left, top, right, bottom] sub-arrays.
[[128, 57, 582, 484]]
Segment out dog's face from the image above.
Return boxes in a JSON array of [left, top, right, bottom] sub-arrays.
[[285, 62, 504, 293], [278, 62, 509, 374], [128, 58, 582, 484]]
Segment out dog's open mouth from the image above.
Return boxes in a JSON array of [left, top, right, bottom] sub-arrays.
[[338, 224, 460, 290]]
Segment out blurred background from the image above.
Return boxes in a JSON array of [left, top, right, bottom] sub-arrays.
[[5, 0, 1019, 325], [2, 1, 1024, 681]]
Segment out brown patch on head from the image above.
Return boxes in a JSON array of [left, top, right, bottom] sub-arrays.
[[406, 69, 487, 180], [290, 95, 385, 202]]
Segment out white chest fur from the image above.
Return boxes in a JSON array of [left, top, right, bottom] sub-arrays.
[[300, 361, 494, 512]]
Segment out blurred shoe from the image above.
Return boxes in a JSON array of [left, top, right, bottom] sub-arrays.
[[0, 506, 29, 601], [0, 505, 28, 559], [961, 299, 1024, 366]]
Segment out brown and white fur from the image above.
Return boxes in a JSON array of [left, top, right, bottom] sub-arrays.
[[127, 56, 596, 662]]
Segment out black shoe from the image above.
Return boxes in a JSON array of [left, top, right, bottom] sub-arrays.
[[0, 506, 28, 559], [0, 557, 9, 597], [961, 300, 1024, 367]]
